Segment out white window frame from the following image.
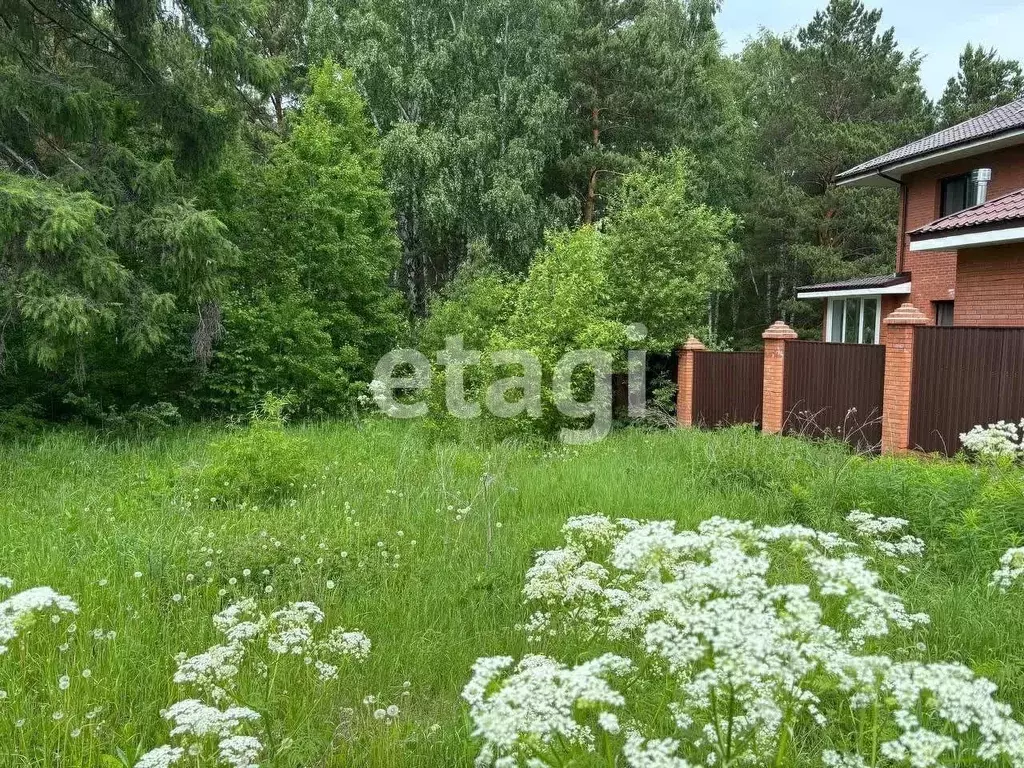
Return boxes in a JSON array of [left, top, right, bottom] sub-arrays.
[[825, 296, 882, 345]]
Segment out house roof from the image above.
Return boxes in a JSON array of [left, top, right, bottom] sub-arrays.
[[836, 98, 1024, 184], [796, 274, 910, 294], [909, 187, 1024, 237], [796, 274, 912, 300]]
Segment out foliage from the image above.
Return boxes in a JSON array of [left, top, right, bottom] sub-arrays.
[[418, 264, 521, 355], [724, 0, 934, 342], [61, 394, 182, 436], [557, 0, 735, 224], [939, 45, 1024, 128], [0, 0, 243, 401], [494, 228, 624, 368], [323, 0, 571, 313], [199, 61, 405, 418], [198, 394, 311, 507], [604, 151, 735, 351]]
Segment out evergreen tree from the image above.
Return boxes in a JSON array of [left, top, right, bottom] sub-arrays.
[[202, 61, 405, 416], [556, 0, 732, 224], [724, 0, 932, 343], [938, 44, 1024, 128], [0, 0, 244, 413]]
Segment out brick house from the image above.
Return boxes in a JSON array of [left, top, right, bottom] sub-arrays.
[[797, 97, 1024, 344]]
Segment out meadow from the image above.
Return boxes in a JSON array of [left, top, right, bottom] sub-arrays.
[[2, 419, 1024, 767]]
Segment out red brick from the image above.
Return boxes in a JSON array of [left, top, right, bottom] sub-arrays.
[[761, 322, 798, 435], [676, 336, 706, 427], [880, 303, 928, 454]]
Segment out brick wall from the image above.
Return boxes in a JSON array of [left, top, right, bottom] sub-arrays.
[[813, 144, 1024, 341], [901, 144, 1024, 321], [955, 245, 1024, 326]]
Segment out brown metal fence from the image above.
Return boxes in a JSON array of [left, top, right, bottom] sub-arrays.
[[909, 327, 1024, 456], [692, 351, 764, 428], [782, 341, 886, 451]]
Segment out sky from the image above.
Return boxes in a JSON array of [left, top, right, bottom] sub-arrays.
[[717, 0, 1024, 99]]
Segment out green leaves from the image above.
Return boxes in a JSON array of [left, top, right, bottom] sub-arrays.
[[198, 60, 404, 417], [604, 152, 735, 352]]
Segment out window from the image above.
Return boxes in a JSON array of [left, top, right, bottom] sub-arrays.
[[935, 301, 954, 327], [941, 173, 979, 217], [827, 297, 881, 344]]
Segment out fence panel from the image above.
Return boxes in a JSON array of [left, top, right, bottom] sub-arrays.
[[692, 351, 764, 428], [782, 341, 885, 451], [909, 327, 1024, 455]]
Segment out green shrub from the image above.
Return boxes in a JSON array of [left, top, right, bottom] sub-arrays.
[[62, 394, 182, 436], [198, 394, 311, 506]]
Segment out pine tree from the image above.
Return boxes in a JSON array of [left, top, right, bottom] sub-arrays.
[[723, 0, 933, 343], [938, 44, 1024, 128], [557, 0, 730, 224]]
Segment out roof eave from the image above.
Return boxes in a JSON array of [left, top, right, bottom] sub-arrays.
[[835, 127, 1024, 188], [795, 275, 911, 300], [908, 224, 1024, 252]]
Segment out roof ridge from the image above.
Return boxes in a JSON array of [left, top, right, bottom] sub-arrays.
[[941, 96, 1024, 135]]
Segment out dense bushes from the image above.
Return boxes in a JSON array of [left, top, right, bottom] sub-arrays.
[[416, 154, 735, 440]]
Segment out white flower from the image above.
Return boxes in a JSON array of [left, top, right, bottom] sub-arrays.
[[961, 420, 1024, 459], [217, 735, 263, 768], [164, 699, 260, 738], [463, 653, 631, 761], [0, 586, 79, 656], [135, 745, 184, 768], [466, 513, 1024, 768], [991, 547, 1024, 593]]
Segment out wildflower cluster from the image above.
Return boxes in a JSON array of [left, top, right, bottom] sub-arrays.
[[138, 599, 371, 768], [846, 510, 925, 561], [991, 547, 1024, 593], [1, 577, 79, 657], [961, 420, 1024, 459], [466, 514, 1024, 767]]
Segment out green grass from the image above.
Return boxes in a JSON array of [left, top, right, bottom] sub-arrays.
[[2, 421, 1024, 766]]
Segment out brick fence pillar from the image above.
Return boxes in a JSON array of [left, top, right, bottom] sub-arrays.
[[676, 336, 706, 427], [761, 321, 799, 434], [881, 303, 929, 454]]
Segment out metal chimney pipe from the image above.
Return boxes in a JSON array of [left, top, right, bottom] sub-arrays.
[[973, 168, 993, 205]]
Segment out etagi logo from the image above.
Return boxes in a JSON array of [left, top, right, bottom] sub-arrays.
[[370, 324, 650, 445]]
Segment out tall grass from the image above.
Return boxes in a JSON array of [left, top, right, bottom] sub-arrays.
[[1, 421, 1022, 766]]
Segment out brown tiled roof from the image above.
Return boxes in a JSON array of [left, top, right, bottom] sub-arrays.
[[837, 98, 1024, 181], [796, 274, 910, 293], [910, 187, 1024, 236]]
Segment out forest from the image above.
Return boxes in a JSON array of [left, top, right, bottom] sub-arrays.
[[2, 0, 1023, 425]]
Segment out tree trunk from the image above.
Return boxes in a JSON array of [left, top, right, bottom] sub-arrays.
[[583, 169, 599, 225], [582, 106, 601, 225]]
